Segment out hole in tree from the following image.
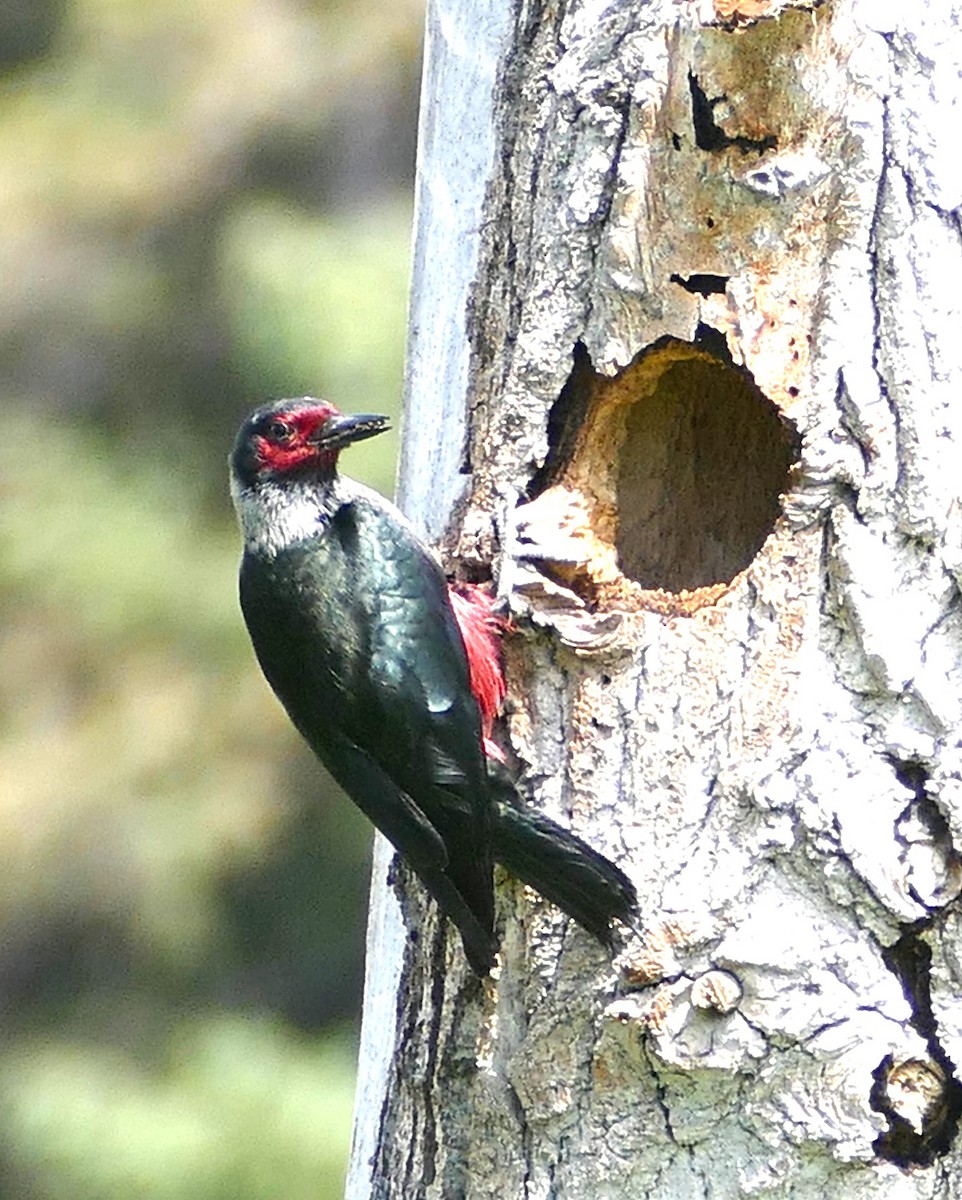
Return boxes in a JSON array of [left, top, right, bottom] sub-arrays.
[[531, 339, 799, 610], [616, 341, 798, 592], [670, 272, 729, 297], [872, 928, 962, 1165], [688, 71, 777, 156]]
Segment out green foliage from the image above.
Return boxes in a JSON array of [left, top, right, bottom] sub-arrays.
[[219, 198, 410, 498], [0, 1018, 356, 1200], [1, 412, 242, 652], [0, 0, 422, 1194]]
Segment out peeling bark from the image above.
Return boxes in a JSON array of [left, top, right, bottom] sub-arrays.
[[349, 1, 962, 1196]]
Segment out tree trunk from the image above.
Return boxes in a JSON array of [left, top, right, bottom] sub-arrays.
[[349, 1, 962, 1196]]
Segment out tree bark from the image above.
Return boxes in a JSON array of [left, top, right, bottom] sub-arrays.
[[349, 1, 962, 1197]]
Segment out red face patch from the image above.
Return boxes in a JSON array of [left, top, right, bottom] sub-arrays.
[[254, 403, 340, 475]]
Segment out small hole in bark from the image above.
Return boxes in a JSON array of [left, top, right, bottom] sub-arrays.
[[871, 1053, 952, 1167], [670, 272, 729, 297], [688, 71, 777, 155], [615, 341, 798, 592]]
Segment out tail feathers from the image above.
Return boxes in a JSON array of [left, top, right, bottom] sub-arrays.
[[411, 858, 498, 975], [318, 733, 497, 974], [491, 799, 637, 947]]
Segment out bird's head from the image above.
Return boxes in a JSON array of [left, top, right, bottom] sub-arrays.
[[230, 398, 390, 491]]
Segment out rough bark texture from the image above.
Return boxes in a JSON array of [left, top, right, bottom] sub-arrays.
[[349, 1, 962, 1197]]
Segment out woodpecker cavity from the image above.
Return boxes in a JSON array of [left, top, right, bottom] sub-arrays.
[[230, 397, 637, 974]]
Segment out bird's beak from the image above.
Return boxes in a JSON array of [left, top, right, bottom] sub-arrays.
[[312, 412, 390, 451]]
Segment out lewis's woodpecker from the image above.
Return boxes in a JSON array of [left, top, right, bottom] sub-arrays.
[[230, 397, 636, 974]]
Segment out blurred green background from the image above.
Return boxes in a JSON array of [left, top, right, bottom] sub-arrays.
[[0, 0, 423, 1195]]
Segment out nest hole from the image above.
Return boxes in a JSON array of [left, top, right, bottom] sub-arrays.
[[535, 339, 800, 608], [617, 347, 797, 592]]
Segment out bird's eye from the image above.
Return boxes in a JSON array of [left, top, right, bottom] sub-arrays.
[[265, 419, 293, 442]]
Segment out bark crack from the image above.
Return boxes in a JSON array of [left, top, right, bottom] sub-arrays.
[[867, 96, 905, 504], [874, 923, 962, 1165], [592, 83, 632, 229], [582, 89, 632, 336], [872, 754, 962, 1167], [412, 930, 448, 1196], [467, 0, 567, 407], [501, 1067, 535, 1198], [833, 368, 874, 477], [647, 1058, 678, 1145]]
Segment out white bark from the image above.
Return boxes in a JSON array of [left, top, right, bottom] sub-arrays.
[[350, 1, 962, 1196], [346, 4, 514, 1197]]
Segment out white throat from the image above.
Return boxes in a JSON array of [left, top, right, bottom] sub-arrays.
[[231, 471, 418, 559], [231, 474, 344, 558]]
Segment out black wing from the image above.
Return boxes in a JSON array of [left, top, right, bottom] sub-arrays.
[[239, 490, 495, 967]]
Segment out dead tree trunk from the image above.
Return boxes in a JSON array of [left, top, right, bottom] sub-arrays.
[[349, 1, 962, 1196]]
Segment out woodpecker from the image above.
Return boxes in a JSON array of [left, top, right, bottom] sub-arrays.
[[230, 397, 636, 974]]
